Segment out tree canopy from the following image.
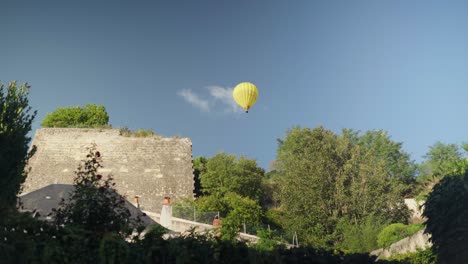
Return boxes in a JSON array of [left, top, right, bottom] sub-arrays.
[[423, 164, 468, 264], [41, 104, 109, 128], [195, 153, 265, 240], [199, 152, 265, 201], [0, 81, 36, 210], [275, 126, 411, 249]]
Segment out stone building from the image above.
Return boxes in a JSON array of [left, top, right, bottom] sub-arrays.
[[23, 128, 195, 213]]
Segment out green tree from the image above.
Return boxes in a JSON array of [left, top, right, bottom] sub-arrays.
[[193, 156, 208, 197], [357, 130, 417, 195], [423, 168, 468, 264], [416, 142, 464, 201], [196, 153, 265, 240], [53, 145, 138, 239], [41, 103, 109, 128], [419, 142, 462, 180], [0, 81, 36, 210], [200, 152, 265, 201], [276, 126, 410, 248]]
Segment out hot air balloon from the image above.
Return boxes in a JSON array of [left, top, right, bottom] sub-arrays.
[[232, 82, 258, 113]]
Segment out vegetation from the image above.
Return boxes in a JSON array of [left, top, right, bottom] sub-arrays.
[[415, 142, 466, 201], [5, 80, 468, 262], [0, 81, 36, 211], [0, 145, 392, 263], [336, 214, 388, 253], [423, 164, 468, 264], [387, 249, 437, 264], [195, 153, 265, 240], [377, 223, 424, 248], [41, 104, 109, 128], [52, 145, 141, 241], [119, 127, 157, 137], [275, 127, 411, 249]]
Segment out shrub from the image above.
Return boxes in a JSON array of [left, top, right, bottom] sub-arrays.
[[52, 145, 139, 239], [377, 223, 424, 248], [119, 127, 157, 138], [423, 170, 468, 264], [99, 233, 129, 264], [42, 104, 109, 128], [337, 215, 388, 253], [255, 229, 284, 252], [387, 248, 437, 264]]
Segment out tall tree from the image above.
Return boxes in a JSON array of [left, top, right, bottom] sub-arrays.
[[53, 145, 137, 237], [199, 152, 265, 201], [416, 142, 463, 200], [419, 142, 462, 180], [193, 156, 208, 197], [197, 153, 265, 239], [0, 81, 36, 210], [276, 126, 409, 248], [423, 165, 468, 264], [357, 130, 416, 193]]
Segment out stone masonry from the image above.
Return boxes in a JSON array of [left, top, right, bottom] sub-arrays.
[[23, 128, 194, 212]]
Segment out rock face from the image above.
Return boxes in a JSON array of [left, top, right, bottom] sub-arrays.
[[404, 198, 426, 224], [370, 230, 432, 259], [23, 128, 194, 213]]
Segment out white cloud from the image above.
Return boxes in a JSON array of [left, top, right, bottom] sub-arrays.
[[177, 89, 210, 112], [207, 86, 240, 113], [178, 85, 241, 114]]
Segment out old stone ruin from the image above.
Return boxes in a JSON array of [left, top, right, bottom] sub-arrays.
[[22, 128, 195, 213]]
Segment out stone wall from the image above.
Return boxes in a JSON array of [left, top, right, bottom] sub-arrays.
[[404, 198, 426, 224], [23, 128, 194, 212], [370, 230, 432, 259]]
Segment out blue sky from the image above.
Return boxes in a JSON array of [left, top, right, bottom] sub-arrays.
[[2, 0, 468, 169]]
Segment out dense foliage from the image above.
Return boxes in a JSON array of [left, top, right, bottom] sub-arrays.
[[387, 249, 437, 264], [199, 153, 265, 200], [5, 83, 468, 262], [275, 127, 412, 249], [336, 214, 388, 253], [0, 81, 36, 210], [415, 142, 466, 201], [195, 153, 265, 240], [423, 168, 468, 264], [41, 104, 109, 128], [377, 223, 424, 248]]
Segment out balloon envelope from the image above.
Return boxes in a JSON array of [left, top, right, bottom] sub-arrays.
[[232, 82, 258, 113]]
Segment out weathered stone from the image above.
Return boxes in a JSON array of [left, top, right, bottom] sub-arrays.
[[370, 230, 432, 259], [23, 128, 194, 213]]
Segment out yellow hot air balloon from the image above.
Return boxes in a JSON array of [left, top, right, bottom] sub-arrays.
[[232, 82, 258, 113]]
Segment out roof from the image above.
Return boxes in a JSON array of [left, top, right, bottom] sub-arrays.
[[18, 184, 157, 226]]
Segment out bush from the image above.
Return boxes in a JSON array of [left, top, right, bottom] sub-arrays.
[[423, 170, 468, 264], [255, 229, 284, 252], [99, 233, 129, 264], [42, 104, 109, 128], [377, 223, 424, 248], [119, 127, 157, 138], [387, 248, 437, 264], [337, 215, 388, 253]]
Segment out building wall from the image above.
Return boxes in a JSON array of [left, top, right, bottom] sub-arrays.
[[23, 128, 194, 212]]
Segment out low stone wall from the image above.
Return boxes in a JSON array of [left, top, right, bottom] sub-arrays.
[[370, 230, 432, 259], [144, 211, 259, 243]]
